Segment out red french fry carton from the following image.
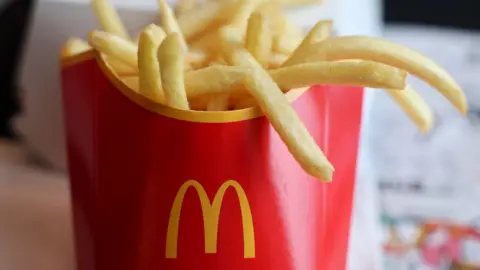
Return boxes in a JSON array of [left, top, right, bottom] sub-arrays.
[[61, 51, 364, 270]]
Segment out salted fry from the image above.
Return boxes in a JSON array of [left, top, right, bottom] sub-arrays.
[[89, 30, 138, 68], [282, 20, 332, 67], [206, 94, 230, 111], [61, 38, 91, 58], [271, 61, 407, 90], [184, 65, 248, 98], [245, 12, 272, 68], [286, 36, 467, 114], [158, 33, 189, 109], [138, 24, 166, 103], [387, 85, 434, 133], [91, 0, 130, 40], [157, 0, 188, 51], [220, 32, 334, 182]]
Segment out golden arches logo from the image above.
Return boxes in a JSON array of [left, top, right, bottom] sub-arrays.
[[165, 180, 255, 259]]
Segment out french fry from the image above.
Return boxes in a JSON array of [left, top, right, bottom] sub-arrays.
[[271, 15, 303, 55], [177, 0, 231, 41], [190, 26, 243, 55], [220, 29, 334, 182], [61, 38, 91, 58], [271, 61, 407, 90], [105, 57, 138, 76], [233, 97, 256, 110], [186, 49, 209, 69], [230, 0, 259, 33], [157, 33, 190, 109], [189, 95, 210, 111], [269, 52, 288, 69], [157, 0, 189, 51], [184, 65, 248, 99], [121, 76, 140, 92], [281, 20, 332, 67], [206, 94, 230, 111], [387, 85, 434, 133], [285, 36, 467, 114], [138, 24, 167, 103], [245, 12, 272, 68], [89, 30, 138, 69], [209, 59, 228, 66], [91, 0, 130, 40], [175, 0, 197, 16]]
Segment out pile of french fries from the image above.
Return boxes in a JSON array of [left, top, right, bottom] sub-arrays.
[[61, 0, 467, 182]]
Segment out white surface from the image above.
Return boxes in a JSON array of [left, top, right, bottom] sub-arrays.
[[0, 141, 73, 270], [371, 26, 480, 268]]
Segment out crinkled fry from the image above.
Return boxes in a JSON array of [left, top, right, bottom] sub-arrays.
[[387, 85, 434, 133], [271, 61, 407, 90], [282, 20, 332, 67], [138, 24, 166, 103], [245, 12, 272, 68], [220, 29, 334, 182], [157, 33, 189, 109], [157, 0, 189, 51], [287, 36, 467, 114], [89, 30, 138, 68], [91, 0, 130, 39]]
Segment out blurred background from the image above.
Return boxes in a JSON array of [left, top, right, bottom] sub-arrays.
[[0, 0, 477, 269]]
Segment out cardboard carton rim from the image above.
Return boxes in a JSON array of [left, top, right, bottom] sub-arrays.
[[61, 49, 309, 123]]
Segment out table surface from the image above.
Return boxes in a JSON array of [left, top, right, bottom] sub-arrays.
[[0, 140, 74, 270]]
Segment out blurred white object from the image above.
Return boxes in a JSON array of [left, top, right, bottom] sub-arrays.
[[374, 25, 480, 269]]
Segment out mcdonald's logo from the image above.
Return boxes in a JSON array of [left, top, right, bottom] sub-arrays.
[[165, 180, 255, 259]]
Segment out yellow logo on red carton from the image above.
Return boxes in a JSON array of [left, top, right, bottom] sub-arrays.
[[166, 180, 255, 259]]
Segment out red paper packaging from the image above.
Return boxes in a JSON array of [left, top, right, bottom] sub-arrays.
[[61, 50, 364, 270]]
